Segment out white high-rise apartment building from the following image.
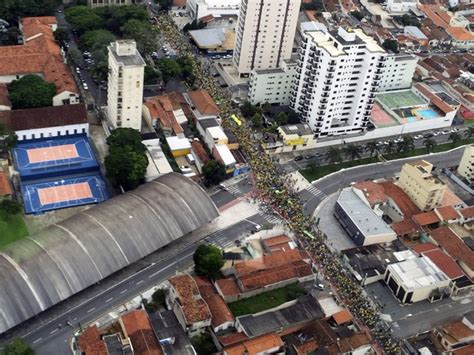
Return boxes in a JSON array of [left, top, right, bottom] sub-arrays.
[[187, 0, 240, 21], [233, 0, 301, 77], [457, 145, 474, 184], [378, 54, 417, 92], [291, 27, 386, 137], [107, 40, 145, 131]]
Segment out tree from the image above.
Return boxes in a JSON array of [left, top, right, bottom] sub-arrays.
[[9, 75, 56, 109], [0, 123, 18, 151], [144, 66, 161, 85], [152, 288, 167, 307], [202, 160, 226, 187], [121, 19, 157, 55], [383, 141, 395, 155], [156, 58, 182, 82], [1, 338, 34, 355], [276, 112, 288, 126], [105, 146, 148, 190], [0, 200, 22, 218], [327, 147, 343, 164], [287, 110, 300, 124], [155, 0, 172, 12], [67, 48, 82, 65], [402, 135, 415, 153], [423, 137, 437, 153], [193, 244, 224, 279], [251, 112, 263, 128], [183, 20, 206, 32], [343, 144, 361, 161], [351, 11, 364, 21], [81, 29, 116, 51], [366, 141, 378, 157], [0, 0, 61, 23], [106, 128, 146, 153], [240, 101, 257, 118], [465, 127, 474, 139], [301, 0, 324, 10], [176, 56, 196, 85], [65, 6, 104, 33], [53, 28, 69, 45], [448, 132, 461, 146], [382, 39, 399, 53]]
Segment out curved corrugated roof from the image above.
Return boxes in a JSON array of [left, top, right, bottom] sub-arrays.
[[0, 173, 218, 334]]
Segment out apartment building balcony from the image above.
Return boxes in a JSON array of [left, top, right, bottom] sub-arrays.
[[296, 67, 302, 74], [321, 99, 328, 104], [375, 69, 383, 75], [329, 60, 336, 66], [374, 75, 382, 80], [322, 86, 331, 92], [327, 67, 336, 73], [323, 80, 332, 85], [322, 93, 329, 98], [319, 104, 327, 110]]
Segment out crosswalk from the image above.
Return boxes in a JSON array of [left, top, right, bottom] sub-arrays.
[[226, 185, 242, 195], [306, 185, 325, 198], [259, 212, 281, 225]]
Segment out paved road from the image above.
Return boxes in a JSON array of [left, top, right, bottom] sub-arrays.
[[300, 146, 466, 216], [209, 176, 253, 208], [0, 210, 271, 354]]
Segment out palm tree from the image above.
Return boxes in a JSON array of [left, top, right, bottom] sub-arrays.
[[402, 135, 415, 153], [424, 137, 437, 152], [343, 144, 361, 161], [465, 127, 474, 140], [366, 141, 378, 157], [327, 147, 343, 165], [448, 132, 462, 146], [383, 141, 395, 156]]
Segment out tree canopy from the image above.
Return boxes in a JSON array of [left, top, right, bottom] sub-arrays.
[[121, 19, 157, 55], [65, 6, 104, 34], [382, 39, 399, 53], [202, 160, 226, 187], [9, 75, 56, 109], [105, 128, 148, 190], [0, 0, 60, 23], [156, 58, 182, 82], [1, 338, 35, 355], [0, 200, 22, 218], [193, 244, 224, 280]]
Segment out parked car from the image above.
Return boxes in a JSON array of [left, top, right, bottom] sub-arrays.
[[441, 130, 450, 135], [432, 131, 440, 137], [75, 67, 80, 73], [82, 83, 88, 90], [294, 155, 303, 161], [305, 154, 313, 160], [314, 283, 325, 290], [414, 134, 423, 140]]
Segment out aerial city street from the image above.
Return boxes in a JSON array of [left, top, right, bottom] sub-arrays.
[[0, 0, 473, 354]]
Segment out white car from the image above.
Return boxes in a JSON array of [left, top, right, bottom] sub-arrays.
[[82, 83, 88, 90], [414, 135, 423, 140], [75, 67, 80, 73], [433, 131, 440, 136], [441, 130, 450, 135]]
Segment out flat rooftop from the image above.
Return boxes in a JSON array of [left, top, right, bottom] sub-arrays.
[[109, 41, 145, 67], [337, 188, 395, 237], [388, 256, 449, 289]]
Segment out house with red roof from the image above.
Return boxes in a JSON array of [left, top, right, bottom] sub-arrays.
[[0, 17, 79, 106]]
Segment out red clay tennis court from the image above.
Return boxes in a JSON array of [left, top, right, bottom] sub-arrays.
[[38, 182, 93, 205], [27, 144, 79, 164]]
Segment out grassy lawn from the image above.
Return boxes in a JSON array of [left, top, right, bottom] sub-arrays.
[[0, 213, 29, 249], [228, 283, 306, 317], [301, 139, 474, 182]]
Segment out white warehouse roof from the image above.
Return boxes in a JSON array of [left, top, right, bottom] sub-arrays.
[[166, 136, 191, 151], [214, 144, 236, 166]]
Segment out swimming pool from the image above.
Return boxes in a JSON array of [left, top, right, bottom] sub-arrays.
[[417, 109, 438, 119]]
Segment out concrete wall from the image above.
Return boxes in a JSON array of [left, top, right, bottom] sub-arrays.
[[15, 123, 89, 141]]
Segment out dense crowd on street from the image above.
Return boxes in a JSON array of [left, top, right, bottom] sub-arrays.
[[157, 14, 400, 354]]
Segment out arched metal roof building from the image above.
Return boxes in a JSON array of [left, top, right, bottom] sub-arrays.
[[0, 173, 218, 334]]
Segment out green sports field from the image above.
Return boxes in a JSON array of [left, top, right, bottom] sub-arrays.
[[377, 90, 426, 109]]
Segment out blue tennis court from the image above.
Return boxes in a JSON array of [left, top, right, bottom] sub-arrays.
[[21, 173, 109, 214], [13, 136, 99, 181]]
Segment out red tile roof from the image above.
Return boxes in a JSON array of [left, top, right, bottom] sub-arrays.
[[234, 249, 303, 276], [430, 227, 474, 270], [377, 181, 421, 218], [194, 276, 234, 328], [413, 211, 440, 226], [391, 219, 419, 236], [0, 84, 11, 108], [188, 90, 219, 115], [121, 310, 162, 355], [218, 331, 248, 347], [331, 309, 352, 325], [422, 249, 465, 279], [435, 206, 460, 221], [169, 275, 211, 325], [459, 206, 474, 219], [191, 141, 210, 164], [337, 333, 371, 353], [353, 181, 388, 206], [0, 171, 12, 197], [0, 104, 87, 131], [0, 17, 77, 95], [262, 235, 292, 252], [452, 344, 474, 355], [78, 325, 108, 355], [419, 5, 451, 29], [215, 278, 240, 297], [224, 333, 283, 355], [411, 243, 438, 254], [144, 95, 184, 135]]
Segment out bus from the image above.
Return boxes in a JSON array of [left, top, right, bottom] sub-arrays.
[[231, 114, 242, 126]]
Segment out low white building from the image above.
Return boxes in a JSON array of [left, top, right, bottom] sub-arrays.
[[378, 54, 417, 92], [204, 126, 227, 150], [384, 256, 450, 304], [186, 0, 240, 21], [0, 104, 88, 141], [386, 0, 417, 13], [213, 144, 236, 174], [248, 59, 297, 106], [142, 137, 173, 181]]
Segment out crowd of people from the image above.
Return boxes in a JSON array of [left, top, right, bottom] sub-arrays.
[[157, 14, 400, 354]]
